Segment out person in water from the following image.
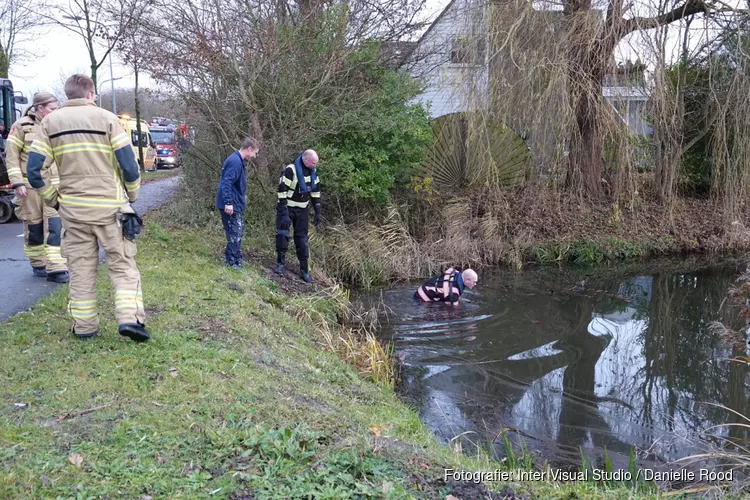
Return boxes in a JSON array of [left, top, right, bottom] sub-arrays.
[[414, 267, 478, 305]]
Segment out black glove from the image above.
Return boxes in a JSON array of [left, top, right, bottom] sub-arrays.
[[122, 211, 143, 241], [313, 203, 321, 227], [278, 204, 291, 231]]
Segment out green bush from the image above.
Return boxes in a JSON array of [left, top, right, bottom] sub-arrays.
[[316, 50, 433, 209]]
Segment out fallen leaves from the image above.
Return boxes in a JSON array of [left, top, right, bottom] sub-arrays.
[[369, 423, 388, 437], [68, 452, 83, 467]]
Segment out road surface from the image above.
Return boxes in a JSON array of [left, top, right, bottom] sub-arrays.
[[0, 176, 180, 322]]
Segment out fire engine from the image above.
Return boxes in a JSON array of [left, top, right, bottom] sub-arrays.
[[149, 123, 182, 169], [0, 79, 29, 223]]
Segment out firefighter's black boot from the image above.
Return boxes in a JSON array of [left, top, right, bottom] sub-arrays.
[[118, 322, 150, 342], [47, 271, 70, 283], [32, 266, 47, 278]]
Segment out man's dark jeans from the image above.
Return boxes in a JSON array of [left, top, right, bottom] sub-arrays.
[[221, 211, 243, 266]]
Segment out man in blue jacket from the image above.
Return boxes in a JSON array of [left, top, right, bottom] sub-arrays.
[[216, 137, 260, 269]]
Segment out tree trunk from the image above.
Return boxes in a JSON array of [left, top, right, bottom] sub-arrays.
[[134, 60, 145, 172], [568, 89, 604, 197], [88, 38, 98, 92], [0, 47, 9, 78]]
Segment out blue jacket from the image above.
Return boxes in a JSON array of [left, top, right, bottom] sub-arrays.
[[215, 151, 247, 212]]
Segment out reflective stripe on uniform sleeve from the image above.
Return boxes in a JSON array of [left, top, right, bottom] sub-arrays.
[[7, 135, 24, 149], [6, 167, 22, 178], [310, 191, 321, 198], [29, 141, 53, 157], [58, 194, 125, 208], [52, 142, 112, 156], [277, 191, 288, 199], [38, 184, 57, 200], [110, 132, 130, 150], [124, 178, 140, 192], [282, 176, 294, 188]]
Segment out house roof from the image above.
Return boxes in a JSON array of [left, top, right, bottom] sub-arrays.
[[399, 0, 458, 66]]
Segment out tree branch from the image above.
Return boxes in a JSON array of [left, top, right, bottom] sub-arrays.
[[623, 0, 709, 36]]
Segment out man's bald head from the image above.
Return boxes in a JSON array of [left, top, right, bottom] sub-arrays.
[[302, 149, 319, 169], [462, 269, 478, 289]]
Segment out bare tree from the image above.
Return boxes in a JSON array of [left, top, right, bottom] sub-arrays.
[[129, 0, 429, 176], [0, 0, 52, 77], [561, 0, 747, 197], [48, 0, 141, 91]]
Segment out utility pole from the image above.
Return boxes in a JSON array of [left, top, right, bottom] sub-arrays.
[[109, 53, 117, 115]]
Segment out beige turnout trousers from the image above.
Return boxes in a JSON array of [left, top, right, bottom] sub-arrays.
[[61, 216, 145, 334], [13, 188, 67, 273]]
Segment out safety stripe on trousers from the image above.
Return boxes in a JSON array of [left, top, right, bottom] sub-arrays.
[[45, 245, 65, 263], [114, 290, 144, 311], [24, 245, 45, 257], [69, 299, 98, 320]]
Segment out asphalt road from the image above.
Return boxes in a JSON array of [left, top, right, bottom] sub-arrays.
[[0, 176, 180, 322]]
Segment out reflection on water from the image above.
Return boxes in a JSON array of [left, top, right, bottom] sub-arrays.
[[366, 261, 750, 471]]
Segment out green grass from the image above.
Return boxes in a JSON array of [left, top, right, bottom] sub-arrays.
[[0, 209, 679, 498], [141, 167, 182, 184], [532, 236, 669, 266]]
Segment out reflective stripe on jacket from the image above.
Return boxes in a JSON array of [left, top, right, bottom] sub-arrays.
[[277, 155, 321, 209], [27, 99, 140, 223], [6, 110, 59, 188]]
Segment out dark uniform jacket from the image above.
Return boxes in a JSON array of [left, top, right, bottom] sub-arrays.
[[276, 154, 320, 209]]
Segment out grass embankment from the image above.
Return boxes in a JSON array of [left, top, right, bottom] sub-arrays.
[[141, 167, 182, 184], [1, 208, 672, 499]]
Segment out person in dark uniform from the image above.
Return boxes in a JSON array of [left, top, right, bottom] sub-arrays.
[[274, 149, 321, 283], [415, 267, 478, 305]]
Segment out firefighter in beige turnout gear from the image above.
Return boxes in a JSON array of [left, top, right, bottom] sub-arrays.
[[6, 93, 69, 282], [26, 74, 149, 342]]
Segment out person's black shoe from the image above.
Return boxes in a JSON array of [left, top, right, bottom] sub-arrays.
[[274, 262, 285, 275], [118, 322, 150, 342], [72, 328, 98, 340], [47, 271, 70, 283], [32, 266, 47, 278], [300, 271, 315, 283]]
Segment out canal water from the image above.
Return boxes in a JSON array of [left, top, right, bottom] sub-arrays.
[[360, 257, 750, 475]]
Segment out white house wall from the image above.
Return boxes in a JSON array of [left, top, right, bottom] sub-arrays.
[[405, 0, 489, 118]]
